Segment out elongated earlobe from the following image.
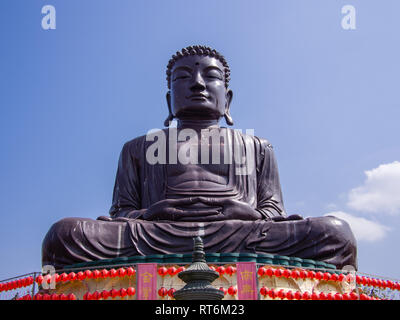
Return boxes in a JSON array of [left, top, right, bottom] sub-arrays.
[[164, 114, 174, 127], [224, 112, 234, 126], [164, 91, 174, 127]]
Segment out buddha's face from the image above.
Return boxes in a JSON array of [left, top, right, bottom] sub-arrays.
[[169, 55, 232, 121]]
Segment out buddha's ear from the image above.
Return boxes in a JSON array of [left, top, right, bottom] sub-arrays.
[[164, 91, 174, 127], [224, 89, 234, 126]]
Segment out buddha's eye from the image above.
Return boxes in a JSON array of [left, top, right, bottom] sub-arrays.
[[173, 71, 191, 81], [205, 69, 223, 80]]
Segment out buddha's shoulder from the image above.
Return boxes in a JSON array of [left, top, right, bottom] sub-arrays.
[[121, 129, 169, 151], [225, 128, 274, 150]]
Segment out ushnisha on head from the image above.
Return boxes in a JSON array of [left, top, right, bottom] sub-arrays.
[[164, 45, 234, 127]]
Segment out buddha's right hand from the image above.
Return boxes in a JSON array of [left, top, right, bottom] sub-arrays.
[[142, 197, 220, 221]]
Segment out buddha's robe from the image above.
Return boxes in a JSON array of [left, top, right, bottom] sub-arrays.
[[42, 128, 357, 269]]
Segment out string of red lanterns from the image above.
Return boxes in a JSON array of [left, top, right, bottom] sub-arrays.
[[259, 286, 380, 301], [209, 265, 237, 276], [157, 266, 186, 276], [31, 293, 77, 300], [0, 276, 34, 292], [34, 267, 137, 285], [83, 287, 136, 300], [257, 266, 400, 291]]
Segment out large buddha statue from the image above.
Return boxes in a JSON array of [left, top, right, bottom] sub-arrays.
[[42, 46, 357, 270]]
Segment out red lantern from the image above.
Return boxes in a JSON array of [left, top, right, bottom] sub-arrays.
[[92, 270, 101, 279], [285, 291, 293, 300], [77, 271, 85, 281], [83, 292, 91, 300], [338, 273, 345, 282], [228, 286, 237, 296], [111, 288, 119, 298], [277, 289, 285, 299], [51, 293, 59, 300], [257, 267, 266, 277], [330, 273, 338, 282], [326, 293, 334, 300], [126, 267, 135, 276], [265, 268, 274, 277], [315, 272, 323, 280], [101, 290, 110, 300], [307, 270, 316, 279], [120, 288, 127, 298], [356, 275, 362, 284], [110, 269, 118, 278], [0, 283, 3, 292], [274, 269, 282, 278], [302, 292, 310, 300], [177, 266, 186, 273], [216, 266, 226, 276], [350, 292, 358, 300], [342, 293, 350, 300], [226, 266, 234, 276], [299, 270, 307, 279], [292, 270, 301, 279], [334, 293, 343, 300], [168, 267, 177, 276], [282, 269, 291, 278], [158, 267, 168, 276], [294, 291, 302, 300], [260, 286, 267, 296], [84, 270, 93, 279], [68, 293, 76, 300], [268, 289, 276, 299], [118, 268, 126, 278], [360, 293, 369, 301], [158, 287, 168, 297], [101, 269, 110, 278], [319, 292, 326, 300], [36, 275, 44, 285], [311, 292, 319, 300], [323, 272, 331, 281], [68, 272, 76, 281], [92, 291, 100, 300], [127, 287, 136, 296], [168, 288, 176, 297]]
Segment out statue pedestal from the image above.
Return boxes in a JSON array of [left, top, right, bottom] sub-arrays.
[[39, 253, 360, 300]]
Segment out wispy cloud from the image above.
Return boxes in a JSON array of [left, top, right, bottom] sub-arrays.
[[324, 211, 390, 242], [347, 161, 400, 215]]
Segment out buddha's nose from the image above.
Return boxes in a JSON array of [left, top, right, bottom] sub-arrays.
[[190, 72, 206, 91]]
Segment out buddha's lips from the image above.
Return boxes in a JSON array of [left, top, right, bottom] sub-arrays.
[[187, 93, 209, 99]]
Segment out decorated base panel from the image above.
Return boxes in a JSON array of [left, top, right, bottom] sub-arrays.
[[34, 263, 369, 300]]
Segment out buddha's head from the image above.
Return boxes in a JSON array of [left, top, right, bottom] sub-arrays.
[[164, 45, 233, 126]]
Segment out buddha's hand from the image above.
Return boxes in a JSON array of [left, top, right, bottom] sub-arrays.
[[270, 214, 304, 222], [142, 197, 220, 221], [177, 197, 263, 221]]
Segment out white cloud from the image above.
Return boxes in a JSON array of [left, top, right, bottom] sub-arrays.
[[324, 211, 390, 242], [347, 161, 400, 215]]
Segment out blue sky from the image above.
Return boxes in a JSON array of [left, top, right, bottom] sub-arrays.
[[1, 0, 399, 280]]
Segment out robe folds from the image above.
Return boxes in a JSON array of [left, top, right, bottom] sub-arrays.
[[42, 128, 357, 269]]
